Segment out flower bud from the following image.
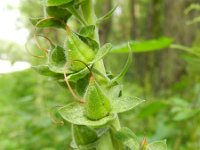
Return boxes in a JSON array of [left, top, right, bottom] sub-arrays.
[[65, 29, 95, 71], [84, 76, 111, 120]]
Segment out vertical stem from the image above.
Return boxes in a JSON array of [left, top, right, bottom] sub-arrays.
[[42, 0, 47, 18], [81, 0, 99, 42], [81, 1, 122, 149], [81, 0, 106, 77]]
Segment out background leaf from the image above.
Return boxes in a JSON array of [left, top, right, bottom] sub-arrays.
[[111, 37, 173, 53], [136, 101, 170, 119], [172, 108, 200, 121]]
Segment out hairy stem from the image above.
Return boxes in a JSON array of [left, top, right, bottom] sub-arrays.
[[81, 1, 122, 149]]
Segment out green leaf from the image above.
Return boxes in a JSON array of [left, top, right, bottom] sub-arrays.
[[112, 37, 173, 53], [77, 26, 99, 50], [75, 74, 90, 97], [91, 43, 112, 63], [67, 67, 89, 82], [92, 68, 110, 82], [114, 127, 140, 150], [46, 6, 72, 22], [111, 97, 145, 113], [108, 84, 123, 99], [78, 34, 99, 50], [147, 140, 167, 150], [72, 125, 98, 146], [32, 65, 61, 77], [58, 103, 116, 127], [46, 0, 73, 6], [35, 17, 65, 29], [80, 25, 95, 39], [48, 45, 67, 73], [65, 31, 95, 71], [74, 0, 86, 7], [110, 51, 132, 83], [29, 17, 43, 26], [97, 5, 118, 24], [71, 140, 98, 150]]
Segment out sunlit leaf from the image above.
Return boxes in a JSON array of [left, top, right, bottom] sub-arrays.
[[111, 97, 145, 113], [112, 37, 173, 53], [58, 103, 116, 127]]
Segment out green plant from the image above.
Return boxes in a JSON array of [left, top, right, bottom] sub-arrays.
[[29, 0, 168, 149]]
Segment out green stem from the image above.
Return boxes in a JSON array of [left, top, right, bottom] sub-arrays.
[[76, 1, 122, 149], [81, 0, 96, 25], [81, 0, 99, 43], [81, 0, 106, 81]]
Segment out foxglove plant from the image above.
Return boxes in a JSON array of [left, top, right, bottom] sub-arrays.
[[30, 0, 167, 149]]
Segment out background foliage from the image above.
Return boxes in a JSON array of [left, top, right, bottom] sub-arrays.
[[0, 0, 200, 149]]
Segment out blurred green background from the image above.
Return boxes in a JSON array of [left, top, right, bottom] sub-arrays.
[[0, 0, 200, 149]]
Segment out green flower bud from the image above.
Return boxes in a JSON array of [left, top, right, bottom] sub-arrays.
[[84, 76, 111, 120], [72, 125, 98, 146], [65, 29, 95, 71]]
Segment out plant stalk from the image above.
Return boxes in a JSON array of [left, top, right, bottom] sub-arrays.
[[78, 1, 123, 149]]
